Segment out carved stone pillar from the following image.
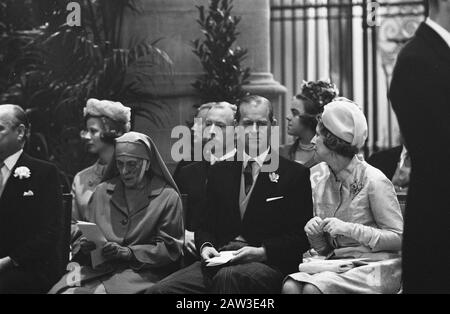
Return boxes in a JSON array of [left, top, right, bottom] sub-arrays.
[[119, 0, 286, 170]]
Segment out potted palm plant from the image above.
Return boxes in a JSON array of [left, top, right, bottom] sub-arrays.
[[192, 0, 250, 105], [0, 0, 173, 182]]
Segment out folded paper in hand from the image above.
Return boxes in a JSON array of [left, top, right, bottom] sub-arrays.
[[76, 221, 108, 269], [205, 251, 237, 267], [298, 258, 370, 274]]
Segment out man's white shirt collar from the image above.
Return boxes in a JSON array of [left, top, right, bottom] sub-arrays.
[[426, 18, 450, 48], [399, 145, 409, 169], [3, 149, 23, 172], [243, 148, 270, 168], [210, 148, 237, 165]]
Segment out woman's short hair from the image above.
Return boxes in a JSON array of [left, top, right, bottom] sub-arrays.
[[296, 97, 321, 132], [318, 121, 359, 158]]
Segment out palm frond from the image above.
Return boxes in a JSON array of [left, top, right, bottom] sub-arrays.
[[0, 0, 173, 176]]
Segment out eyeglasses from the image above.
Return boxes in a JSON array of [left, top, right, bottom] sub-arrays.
[[116, 159, 143, 172]]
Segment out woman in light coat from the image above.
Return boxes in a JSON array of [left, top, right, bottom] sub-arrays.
[[283, 99, 403, 294], [50, 132, 184, 294]]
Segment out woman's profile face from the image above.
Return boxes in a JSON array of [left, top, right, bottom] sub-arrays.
[[313, 127, 331, 162], [116, 156, 147, 188], [81, 117, 108, 154], [286, 98, 308, 138]]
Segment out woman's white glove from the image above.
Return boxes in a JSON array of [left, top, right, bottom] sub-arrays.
[[322, 218, 352, 237], [304, 217, 324, 236]]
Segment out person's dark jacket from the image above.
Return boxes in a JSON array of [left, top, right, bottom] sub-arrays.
[[174, 161, 210, 231], [196, 155, 313, 276], [367, 146, 403, 180], [0, 153, 63, 290], [390, 22, 450, 293]]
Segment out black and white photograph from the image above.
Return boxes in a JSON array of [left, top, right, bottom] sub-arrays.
[[0, 0, 449, 299]]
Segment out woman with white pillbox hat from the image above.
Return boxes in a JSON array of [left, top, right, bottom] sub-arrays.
[[283, 98, 404, 294]]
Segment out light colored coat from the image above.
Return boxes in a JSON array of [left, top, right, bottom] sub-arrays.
[[288, 156, 404, 294], [71, 161, 107, 222], [309, 155, 403, 255]]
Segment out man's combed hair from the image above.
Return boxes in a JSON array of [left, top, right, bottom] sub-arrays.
[[318, 121, 358, 158], [210, 101, 237, 116], [236, 95, 274, 122], [197, 102, 214, 114], [10, 105, 30, 130]]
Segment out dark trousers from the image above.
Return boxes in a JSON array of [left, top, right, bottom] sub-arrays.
[[0, 268, 49, 294], [147, 261, 283, 294], [182, 249, 200, 268]]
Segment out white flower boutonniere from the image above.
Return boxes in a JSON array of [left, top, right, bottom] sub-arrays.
[[23, 190, 34, 197], [14, 166, 31, 180], [269, 172, 280, 183]]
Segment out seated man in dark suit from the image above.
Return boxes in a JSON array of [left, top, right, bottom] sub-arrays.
[[0, 104, 63, 294], [148, 96, 313, 294], [175, 102, 237, 262]]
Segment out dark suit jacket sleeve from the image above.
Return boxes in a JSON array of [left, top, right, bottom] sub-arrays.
[[390, 51, 450, 149], [195, 167, 218, 251], [10, 163, 63, 266], [173, 163, 183, 190], [262, 166, 313, 272]]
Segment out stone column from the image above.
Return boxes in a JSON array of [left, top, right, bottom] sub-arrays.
[[119, 0, 286, 171]]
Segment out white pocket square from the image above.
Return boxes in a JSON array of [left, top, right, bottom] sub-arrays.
[[266, 196, 284, 202], [23, 190, 34, 197]]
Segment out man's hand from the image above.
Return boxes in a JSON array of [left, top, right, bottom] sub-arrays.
[[79, 238, 97, 255], [304, 217, 324, 237], [200, 246, 220, 262], [231, 246, 267, 264], [102, 242, 132, 261], [322, 218, 351, 237], [184, 230, 197, 256], [219, 241, 248, 252], [0, 257, 14, 273]]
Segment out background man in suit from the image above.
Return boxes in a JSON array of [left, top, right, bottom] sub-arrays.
[[368, 138, 410, 192], [175, 102, 237, 263], [172, 103, 213, 179], [0, 104, 63, 293], [148, 96, 313, 294], [390, 0, 450, 293], [367, 145, 403, 181]]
